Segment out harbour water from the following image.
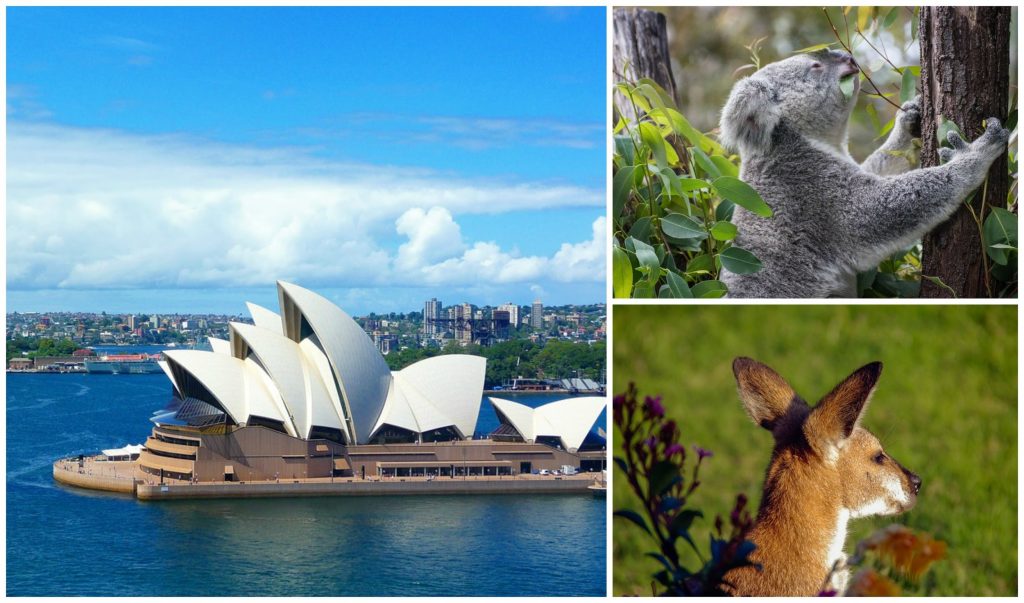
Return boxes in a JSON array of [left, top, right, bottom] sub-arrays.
[[6, 372, 606, 596]]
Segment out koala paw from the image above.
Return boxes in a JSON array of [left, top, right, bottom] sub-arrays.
[[940, 118, 1010, 164], [897, 95, 921, 139]]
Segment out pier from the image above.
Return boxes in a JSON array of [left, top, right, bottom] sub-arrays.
[[53, 455, 605, 500]]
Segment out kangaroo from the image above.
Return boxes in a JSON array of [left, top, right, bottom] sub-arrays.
[[723, 358, 921, 596]]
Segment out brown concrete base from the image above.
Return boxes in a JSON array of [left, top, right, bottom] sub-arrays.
[[52, 463, 137, 494], [136, 477, 597, 500]]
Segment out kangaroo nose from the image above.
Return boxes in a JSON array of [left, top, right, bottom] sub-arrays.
[[908, 472, 922, 494]]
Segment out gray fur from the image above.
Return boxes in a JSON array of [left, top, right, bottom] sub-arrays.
[[718, 50, 1010, 298]]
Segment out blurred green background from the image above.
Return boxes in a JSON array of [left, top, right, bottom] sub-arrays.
[[634, 7, 1018, 160], [612, 305, 1017, 595]]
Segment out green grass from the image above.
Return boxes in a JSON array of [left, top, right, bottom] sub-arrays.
[[612, 305, 1017, 596]]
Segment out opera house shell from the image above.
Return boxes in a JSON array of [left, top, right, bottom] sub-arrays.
[[130, 281, 606, 484]]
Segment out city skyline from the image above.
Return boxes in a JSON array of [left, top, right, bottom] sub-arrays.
[[7, 7, 606, 315]]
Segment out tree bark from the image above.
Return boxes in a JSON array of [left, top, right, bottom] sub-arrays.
[[612, 8, 677, 122], [918, 7, 1011, 298]]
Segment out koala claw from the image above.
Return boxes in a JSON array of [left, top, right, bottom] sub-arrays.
[[947, 130, 969, 150], [938, 147, 955, 164], [897, 95, 922, 138], [980, 117, 1010, 145]]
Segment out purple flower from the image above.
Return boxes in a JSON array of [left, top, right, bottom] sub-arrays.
[[665, 443, 685, 458], [658, 419, 677, 444], [694, 445, 713, 460], [643, 395, 665, 418]]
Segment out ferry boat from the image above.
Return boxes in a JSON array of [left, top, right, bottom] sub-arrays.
[[84, 354, 163, 374]]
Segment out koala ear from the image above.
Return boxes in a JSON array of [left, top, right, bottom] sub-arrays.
[[719, 76, 781, 154]]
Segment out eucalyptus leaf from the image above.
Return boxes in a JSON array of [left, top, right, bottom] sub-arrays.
[[629, 216, 652, 242], [900, 69, 916, 105], [661, 213, 708, 239], [639, 122, 667, 168], [664, 270, 694, 298], [612, 165, 638, 221], [718, 246, 764, 274], [712, 177, 773, 218], [612, 245, 633, 298], [983, 207, 1018, 265], [839, 74, 857, 101], [710, 221, 738, 241], [629, 236, 661, 273], [691, 280, 728, 298], [691, 146, 721, 180]]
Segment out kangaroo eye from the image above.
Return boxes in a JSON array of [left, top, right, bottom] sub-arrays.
[[873, 452, 886, 465]]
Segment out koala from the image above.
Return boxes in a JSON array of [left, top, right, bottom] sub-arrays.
[[718, 49, 1010, 298]]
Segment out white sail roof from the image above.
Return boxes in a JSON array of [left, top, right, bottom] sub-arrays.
[[229, 321, 344, 440], [246, 302, 283, 334], [489, 396, 606, 452], [372, 355, 486, 439], [207, 337, 231, 355], [162, 350, 290, 434], [278, 281, 391, 444], [157, 360, 181, 398]]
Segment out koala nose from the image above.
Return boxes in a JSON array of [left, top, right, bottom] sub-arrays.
[[907, 471, 922, 494], [831, 49, 856, 68]]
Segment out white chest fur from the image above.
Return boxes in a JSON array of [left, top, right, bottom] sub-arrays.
[[825, 508, 851, 593]]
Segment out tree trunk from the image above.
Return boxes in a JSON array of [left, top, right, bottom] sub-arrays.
[[918, 7, 1011, 298], [612, 8, 677, 122]]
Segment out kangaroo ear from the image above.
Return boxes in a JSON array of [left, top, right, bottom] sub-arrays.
[[805, 362, 883, 456], [719, 76, 780, 154], [733, 357, 799, 432]]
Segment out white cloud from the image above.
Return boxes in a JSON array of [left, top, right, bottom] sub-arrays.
[[394, 211, 606, 287], [7, 122, 605, 291]]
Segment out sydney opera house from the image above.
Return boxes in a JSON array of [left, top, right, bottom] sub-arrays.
[[115, 281, 607, 486]]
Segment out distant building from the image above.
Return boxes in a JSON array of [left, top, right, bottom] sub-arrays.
[[456, 303, 473, 343], [531, 299, 544, 329], [423, 298, 442, 336], [498, 303, 519, 328]]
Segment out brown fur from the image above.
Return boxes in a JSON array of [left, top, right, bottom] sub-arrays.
[[723, 358, 920, 596]]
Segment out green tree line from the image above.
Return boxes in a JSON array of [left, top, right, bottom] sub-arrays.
[[384, 339, 606, 388]]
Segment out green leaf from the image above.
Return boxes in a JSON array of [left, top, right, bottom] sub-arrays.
[[661, 213, 708, 240], [937, 116, 965, 150], [792, 42, 834, 54], [983, 207, 1018, 265], [629, 216, 652, 242], [639, 122, 667, 168], [612, 245, 633, 298], [614, 510, 651, 535], [712, 176, 773, 218], [840, 74, 857, 101], [636, 78, 677, 110], [900, 69, 916, 105], [630, 236, 661, 274], [670, 509, 703, 535], [649, 460, 682, 496], [710, 154, 739, 178], [686, 254, 715, 276], [691, 145, 721, 180], [632, 281, 656, 298], [678, 178, 711, 193], [691, 280, 728, 298], [612, 165, 638, 221], [710, 221, 738, 241], [715, 199, 736, 222], [718, 246, 763, 274], [663, 270, 694, 298], [882, 6, 900, 29], [614, 134, 635, 166]]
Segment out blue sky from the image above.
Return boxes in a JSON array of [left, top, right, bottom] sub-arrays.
[[6, 7, 607, 315]]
